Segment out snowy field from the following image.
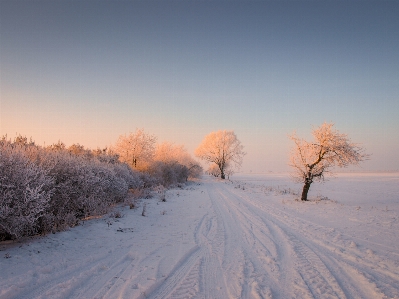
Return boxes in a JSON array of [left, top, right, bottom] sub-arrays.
[[1, 173, 398, 299]]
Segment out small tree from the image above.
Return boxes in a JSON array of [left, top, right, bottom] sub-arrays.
[[195, 130, 245, 179], [289, 122, 368, 201], [113, 129, 156, 171]]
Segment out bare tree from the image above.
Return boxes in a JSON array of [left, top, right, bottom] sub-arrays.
[[289, 123, 368, 201], [113, 129, 157, 171], [195, 130, 245, 179]]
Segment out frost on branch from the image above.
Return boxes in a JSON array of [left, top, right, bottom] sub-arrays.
[[289, 122, 368, 201]]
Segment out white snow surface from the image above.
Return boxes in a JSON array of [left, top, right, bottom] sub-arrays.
[[1, 173, 398, 299]]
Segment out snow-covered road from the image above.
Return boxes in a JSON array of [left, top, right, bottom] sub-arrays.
[[1, 174, 399, 298]]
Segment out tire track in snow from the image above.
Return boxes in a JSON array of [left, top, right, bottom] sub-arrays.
[[276, 218, 391, 299], [8, 248, 124, 299], [142, 245, 204, 299], [254, 202, 399, 298], [71, 240, 167, 299], [206, 184, 279, 298], [144, 203, 229, 299], [213, 185, 295, 299], [221, 181, 399, 298], [215, 182, 352, 298], [168, 259, 201, 298]]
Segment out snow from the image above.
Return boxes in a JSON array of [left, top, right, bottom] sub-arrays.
[[1, 173, 398, 299]]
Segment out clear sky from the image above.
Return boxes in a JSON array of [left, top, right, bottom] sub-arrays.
[[1, 1, 398, 172]]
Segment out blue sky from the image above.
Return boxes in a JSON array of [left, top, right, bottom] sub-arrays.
[[1, 1, 398, 172]]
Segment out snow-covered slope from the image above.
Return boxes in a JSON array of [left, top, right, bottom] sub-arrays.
[[1, 173, 398, 299]]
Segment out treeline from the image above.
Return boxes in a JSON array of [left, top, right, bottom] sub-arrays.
[[0, 134, 202, 241]]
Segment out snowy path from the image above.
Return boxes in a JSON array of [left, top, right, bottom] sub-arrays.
[[1, 174, 399, 298]]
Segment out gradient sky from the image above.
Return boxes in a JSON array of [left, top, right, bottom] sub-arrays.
[[1, 1, 398, 172]]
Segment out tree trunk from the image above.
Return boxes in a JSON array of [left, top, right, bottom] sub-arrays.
[[301, 181, 311, 201], [219, 163, 225, 179]]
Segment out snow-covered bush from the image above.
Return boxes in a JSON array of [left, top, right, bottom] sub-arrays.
[[41, 149, 132, 231], [40, 150, 93, 229], [137, 171, 159, 188], [111, 162, 143, 189], [187, 163, 203, 179], [148, 161, 189, 187], [0, 143, 53, 240]]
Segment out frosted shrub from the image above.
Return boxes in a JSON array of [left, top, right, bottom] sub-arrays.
[[43, 151, 89, 229], [0, 143, 53, 240], [139, 171, 160, 188], [112, 162, 143, 189], [89, 161, 127, 203], [173, 163, 189, 183], [148, 161, 189, 187], [188, 163, 203, 179], [43, 150, 131, 230]]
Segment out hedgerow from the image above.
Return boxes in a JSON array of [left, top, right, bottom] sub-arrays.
[[0, 135, 202, 241]]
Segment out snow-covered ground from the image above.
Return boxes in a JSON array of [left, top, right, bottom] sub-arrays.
[[1, 173, 398, 299]]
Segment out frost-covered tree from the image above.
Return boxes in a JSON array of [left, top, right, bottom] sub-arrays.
[[289, 123, 368, 201], [113, 129, 157, 171], [195, 130, 245, 179]]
